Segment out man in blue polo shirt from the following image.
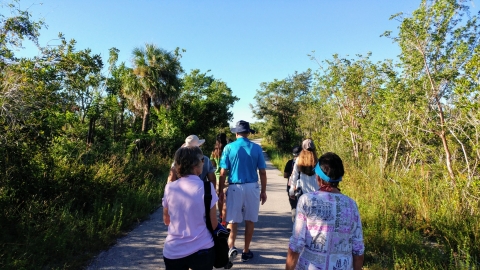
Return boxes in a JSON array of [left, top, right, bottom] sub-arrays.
[[218, 120, 267, 265]]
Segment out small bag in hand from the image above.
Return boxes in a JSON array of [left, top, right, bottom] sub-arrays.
[[204, 180, 231, 268], [294, 186, 303, 199], [293, 178, 304, 199]]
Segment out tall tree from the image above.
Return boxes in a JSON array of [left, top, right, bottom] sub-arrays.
[[0, 1, 44, 71], [174, 69, 238, 134], [384, 0, 480, 181], [131, 44, 183, 133], [251, 70, 311, 150], [105, 48, 129, 141], [312, 54, 383, 160], [54, 38, 104, 145], [153, 69, 239, 152]]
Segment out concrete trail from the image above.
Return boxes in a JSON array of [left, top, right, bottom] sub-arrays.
[[87, 138, 293, 269]]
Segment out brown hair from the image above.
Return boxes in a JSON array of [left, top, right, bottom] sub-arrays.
[[211, 133, 228, 159], [296, 149, 318, 176], [174, 146, 203, 177]]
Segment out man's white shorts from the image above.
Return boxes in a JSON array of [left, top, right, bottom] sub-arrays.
[[225, 182, 260, 223]]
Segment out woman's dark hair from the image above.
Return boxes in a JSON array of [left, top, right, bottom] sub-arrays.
[[211, 133, 228, 159], [318, 152, 344, 180], [174, 146, 203, 177]]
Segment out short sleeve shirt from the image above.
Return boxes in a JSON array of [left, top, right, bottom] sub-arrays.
[[284, 159, 294, 179], [219, 137, 266, 184], [162, 175, 218, 259], [199, 155, 215, 180], [210, 155, 221, 176], [289, 191, 364, 269]]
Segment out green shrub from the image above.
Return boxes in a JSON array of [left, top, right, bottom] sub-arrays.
[[0, 145, 170, 269]]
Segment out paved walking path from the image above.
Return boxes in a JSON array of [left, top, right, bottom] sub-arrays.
[[87, 139, 293, 269]]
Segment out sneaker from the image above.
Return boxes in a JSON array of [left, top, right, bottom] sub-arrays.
[[228, 247, 238, 263], [224, 261, 233, 269], [241, 250, 254, 262]]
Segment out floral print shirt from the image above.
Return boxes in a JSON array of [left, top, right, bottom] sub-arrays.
[[289, 191, 364, 270]]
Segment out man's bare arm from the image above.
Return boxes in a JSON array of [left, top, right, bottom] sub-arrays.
[[218, 168, 228, 206], [285, 247, 299, 270], [207, 172, 216, 190], [353, 254, 364, 270], [259, 168, 267, 205], [163, 207, 170, 225]]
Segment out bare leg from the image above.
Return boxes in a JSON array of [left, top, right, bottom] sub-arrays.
[[217, 200, 223, 220], [244, 220, 254, 253], [227, 222, 238, 249], [222, 202, 227, 225], [221, 187, 228, 225]]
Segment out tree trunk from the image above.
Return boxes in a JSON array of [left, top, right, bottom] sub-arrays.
[[440, 130, 455, 182], [87, 117, 96, 144], [112, 115, 116, 141], [350, 131, 358, 159], [118, 99, 125, 141], [436, 102, 455, 182], [142, 96, 151, 133], [420, 47, 455, 182]]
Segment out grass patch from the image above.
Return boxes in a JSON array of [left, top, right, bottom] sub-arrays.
[[0, 152, 170, 269]]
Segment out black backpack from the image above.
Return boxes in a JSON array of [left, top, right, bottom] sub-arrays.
[[203, 181, 231, 268]]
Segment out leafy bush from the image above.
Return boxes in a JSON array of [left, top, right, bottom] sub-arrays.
[[0, 145, 170, 269]]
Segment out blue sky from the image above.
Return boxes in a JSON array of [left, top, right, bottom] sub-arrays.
[[11, 0, 478, 125]]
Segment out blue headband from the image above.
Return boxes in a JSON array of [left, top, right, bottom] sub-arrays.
[[314, 162, 342, 183]]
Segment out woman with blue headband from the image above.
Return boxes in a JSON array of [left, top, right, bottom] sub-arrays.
[[286, 152, 365, 270]]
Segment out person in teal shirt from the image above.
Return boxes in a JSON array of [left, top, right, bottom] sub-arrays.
[[218, 120, 267, 264]]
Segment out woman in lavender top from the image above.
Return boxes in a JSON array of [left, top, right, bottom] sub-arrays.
[[163, 146, 218, 270], [286, 152, 364, 270]]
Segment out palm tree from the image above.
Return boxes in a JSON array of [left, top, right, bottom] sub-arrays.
[[131, 44, 183, 133]]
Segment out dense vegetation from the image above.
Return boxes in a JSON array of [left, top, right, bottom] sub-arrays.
[[0, 1, 237, 268], [254, 0, 480, 268]]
